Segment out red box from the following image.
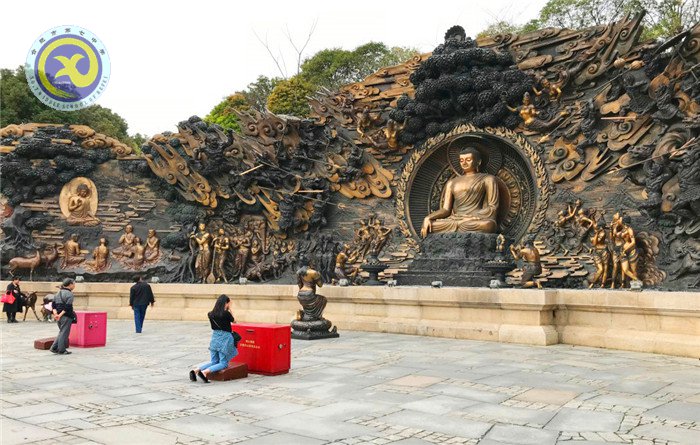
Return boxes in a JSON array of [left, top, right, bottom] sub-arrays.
[[69, 311, 107, 347], [232, 322, 290, 375]]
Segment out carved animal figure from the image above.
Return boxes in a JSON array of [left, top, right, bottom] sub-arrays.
[[8, 251, 42, 280], [41, 244, 60, 269], [22, 291, 39, 321]]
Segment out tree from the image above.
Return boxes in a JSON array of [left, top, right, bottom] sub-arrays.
[[1, 65, 138, 146], [241, 75, 282, 111], [266, 76, 314, 117], [526, 0, 699, 40], [477, 21, 528, 39], [205, 93, 251, 132], [299, 42, 419, 90]]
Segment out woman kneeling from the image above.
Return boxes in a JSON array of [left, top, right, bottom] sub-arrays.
[[190, 294, 238, 383]]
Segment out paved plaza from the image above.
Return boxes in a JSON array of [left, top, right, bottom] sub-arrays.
[[1, 319, 699, 445]]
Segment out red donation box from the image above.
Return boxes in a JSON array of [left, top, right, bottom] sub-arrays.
[[232, 322, 290, 375], [69, 311, 107, 347]]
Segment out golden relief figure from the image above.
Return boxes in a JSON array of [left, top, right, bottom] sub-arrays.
[[86, 238, 110, 272], [61, 233, 86, 268], [212, 228, 231, 283], [421, 147, 499, 237], [113, 224, 136, 259], [145, 229, 161, 263], [610, 213, 641, 288], [59, 178, 100, 226], [190, 223, 212, 282]]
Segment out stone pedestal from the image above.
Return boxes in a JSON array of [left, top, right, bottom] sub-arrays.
[[291, 318, 339, 340], [361, 254, 388, 286], [396, 233, 516, 287]]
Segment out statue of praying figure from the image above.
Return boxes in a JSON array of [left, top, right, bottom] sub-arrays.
[[421, 147, 499, 237]]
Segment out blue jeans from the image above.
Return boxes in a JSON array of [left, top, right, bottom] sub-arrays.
[[133, 304, 148, 333], [199, 330, 238, 373]]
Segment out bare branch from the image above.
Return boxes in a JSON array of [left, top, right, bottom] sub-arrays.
[[253, 29, 288, 78], [283, 19, 318, 75]]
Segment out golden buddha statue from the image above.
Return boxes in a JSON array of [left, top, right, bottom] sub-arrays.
[[421, 147, 499, 237], [66, 183, 100, 226]]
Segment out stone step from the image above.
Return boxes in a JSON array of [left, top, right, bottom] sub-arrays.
[[34, 337, 56, 350], [208, 362, 248, 381]]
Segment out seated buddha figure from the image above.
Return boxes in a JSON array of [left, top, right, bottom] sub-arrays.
[[421, 147, 499, 237]]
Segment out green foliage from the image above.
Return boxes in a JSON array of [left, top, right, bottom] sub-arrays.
[[477, 21, 528, 39], [0, 65, 135, 143], [528, 0, 698, 40], [299, 42, 419, 90], [131, 133, 147, 153], [241, 75, 281, 110], [266, 76, 314, 117], [205, 93, 250, 132]]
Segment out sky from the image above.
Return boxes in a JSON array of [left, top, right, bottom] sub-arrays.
[[0, 0, 548, 137]]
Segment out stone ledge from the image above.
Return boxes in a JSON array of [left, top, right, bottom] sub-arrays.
[[10, 281, 699, 357]]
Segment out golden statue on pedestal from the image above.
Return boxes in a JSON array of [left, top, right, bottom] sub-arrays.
[[421, 147, 499, 237]]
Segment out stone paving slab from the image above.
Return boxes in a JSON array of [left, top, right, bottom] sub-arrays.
[[2, 319, 699, 445], [485, 424, 559, 444], [544, 408, 623, 432]]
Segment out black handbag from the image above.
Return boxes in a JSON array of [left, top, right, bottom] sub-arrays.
[[211, 317, 241, 347], [232, 330, 242, 347]]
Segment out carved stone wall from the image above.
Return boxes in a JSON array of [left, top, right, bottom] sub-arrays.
[[1, 17, 698, 290]]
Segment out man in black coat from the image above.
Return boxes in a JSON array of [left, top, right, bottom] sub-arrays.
[[129, 275, 155, 333]]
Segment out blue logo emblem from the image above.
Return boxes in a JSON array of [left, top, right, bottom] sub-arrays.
[[25, 26, 110, 111]]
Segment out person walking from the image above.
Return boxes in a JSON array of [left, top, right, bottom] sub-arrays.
[[190, 295, 238, 383], [50, 278, 77, 355], [129, 275, 155, 333], [3, 276, 23, 323]]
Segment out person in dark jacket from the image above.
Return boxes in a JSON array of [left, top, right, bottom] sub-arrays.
[[3, 276, 23, 323], [50, 278, 76, 355], [129, 275, 155, 333]]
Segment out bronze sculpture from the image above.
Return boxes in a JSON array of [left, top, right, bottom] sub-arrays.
[[145, 229, 161, 263], [61, 234, 85, 268], [291, 258, 338, 340], [190, 223, 212, 282], [87, 238, 110, 272], [113, 225, 136, 259], [232, 229, 251, 278], [212, 228, 230, 283], [334, 244, 359, 282], [130, 237, 146, 270], [60, 178, 101, 227], [421, 147, 499, 236], [589, 222, 610, 288], [510, 237, 543, 288], [610, 214, 641, 288]]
